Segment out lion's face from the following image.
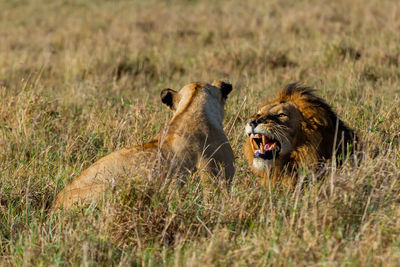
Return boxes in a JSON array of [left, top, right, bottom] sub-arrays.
[[245, 101, 303, 171], [244, 83, 357, 184]]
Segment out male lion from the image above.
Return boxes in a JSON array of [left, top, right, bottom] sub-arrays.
[[244, 83, 358, 186], [53, 81, 235, 210]]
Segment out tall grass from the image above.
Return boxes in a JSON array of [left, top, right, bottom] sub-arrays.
[[1, 0, 400, 265]]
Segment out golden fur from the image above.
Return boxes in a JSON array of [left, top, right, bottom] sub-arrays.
[[244, 83, 358, 186], [53, 81, 235, 210]]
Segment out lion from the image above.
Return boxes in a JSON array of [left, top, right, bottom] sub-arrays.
[[244, 83, 359, 186], [53, 81, 235, 210]]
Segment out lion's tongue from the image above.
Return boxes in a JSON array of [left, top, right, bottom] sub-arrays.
[[264, 141, 277, 151]]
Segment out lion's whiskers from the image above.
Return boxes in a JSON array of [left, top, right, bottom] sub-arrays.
[[270, 125, 290, 144]]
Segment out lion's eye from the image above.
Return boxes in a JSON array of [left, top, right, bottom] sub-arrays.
[[277, 113, 287, 118]]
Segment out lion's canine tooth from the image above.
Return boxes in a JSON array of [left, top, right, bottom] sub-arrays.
[[254, 140, 259, 148], [250, 138, 257, 152], [262, 135, 266, 146], [260, 142, 264, 153]]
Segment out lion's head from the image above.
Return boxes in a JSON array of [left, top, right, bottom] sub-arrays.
[[245, 83, 357, 185], [160, 81, 232, 113]]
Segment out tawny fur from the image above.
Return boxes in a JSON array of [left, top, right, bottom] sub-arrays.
[[244, 83, 359, 187], [53, 81, 235, 210]]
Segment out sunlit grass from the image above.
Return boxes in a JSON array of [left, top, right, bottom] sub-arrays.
[[1, 0, 400, 265]]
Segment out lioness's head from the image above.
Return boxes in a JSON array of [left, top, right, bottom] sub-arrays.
[[245, 83, 356, 178], [160, 81, 232, 127], [159, 81, 235, 181]]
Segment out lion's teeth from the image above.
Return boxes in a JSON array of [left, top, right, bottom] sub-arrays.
[[262, 135, 266, 146], [252, 139, 258, 152], [253, 139, 258, 148], [250, 138, 255, 151]]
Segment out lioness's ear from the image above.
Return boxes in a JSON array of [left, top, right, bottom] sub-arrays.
[[213, 81, 233, 99], [160, 88, 179, 110], [220, 82, 232, 98]]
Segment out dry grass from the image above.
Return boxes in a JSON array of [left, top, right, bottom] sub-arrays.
[[1, 0, 400, 265]]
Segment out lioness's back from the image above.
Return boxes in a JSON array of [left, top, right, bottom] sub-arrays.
[[53, 81, 235, 210], [53, 146, 160, 209]]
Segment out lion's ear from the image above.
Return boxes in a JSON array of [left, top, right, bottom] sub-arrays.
[[213, 80, 232, 99], [160, 88, 179, 110], [221, 82, 232, 98]]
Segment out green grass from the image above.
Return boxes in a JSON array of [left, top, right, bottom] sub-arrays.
[[1, 0, 400, 265]]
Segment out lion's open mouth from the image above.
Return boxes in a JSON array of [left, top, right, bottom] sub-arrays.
[[249, 133, 281, 160]]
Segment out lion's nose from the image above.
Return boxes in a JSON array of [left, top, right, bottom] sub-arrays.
[[249, 120, 258, 129]]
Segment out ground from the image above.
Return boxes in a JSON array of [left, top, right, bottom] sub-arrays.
[[1, 0, 400, 265]]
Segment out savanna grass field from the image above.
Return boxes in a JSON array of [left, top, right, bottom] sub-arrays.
[[1, 0, 400, 265]]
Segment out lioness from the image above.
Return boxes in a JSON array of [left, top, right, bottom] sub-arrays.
[[53, 81, 235, 209], [244, 83, 358, 186]]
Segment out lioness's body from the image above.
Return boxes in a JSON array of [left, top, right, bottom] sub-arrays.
[[54, 81, 234, 209], [244, 83, 358, 186]]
